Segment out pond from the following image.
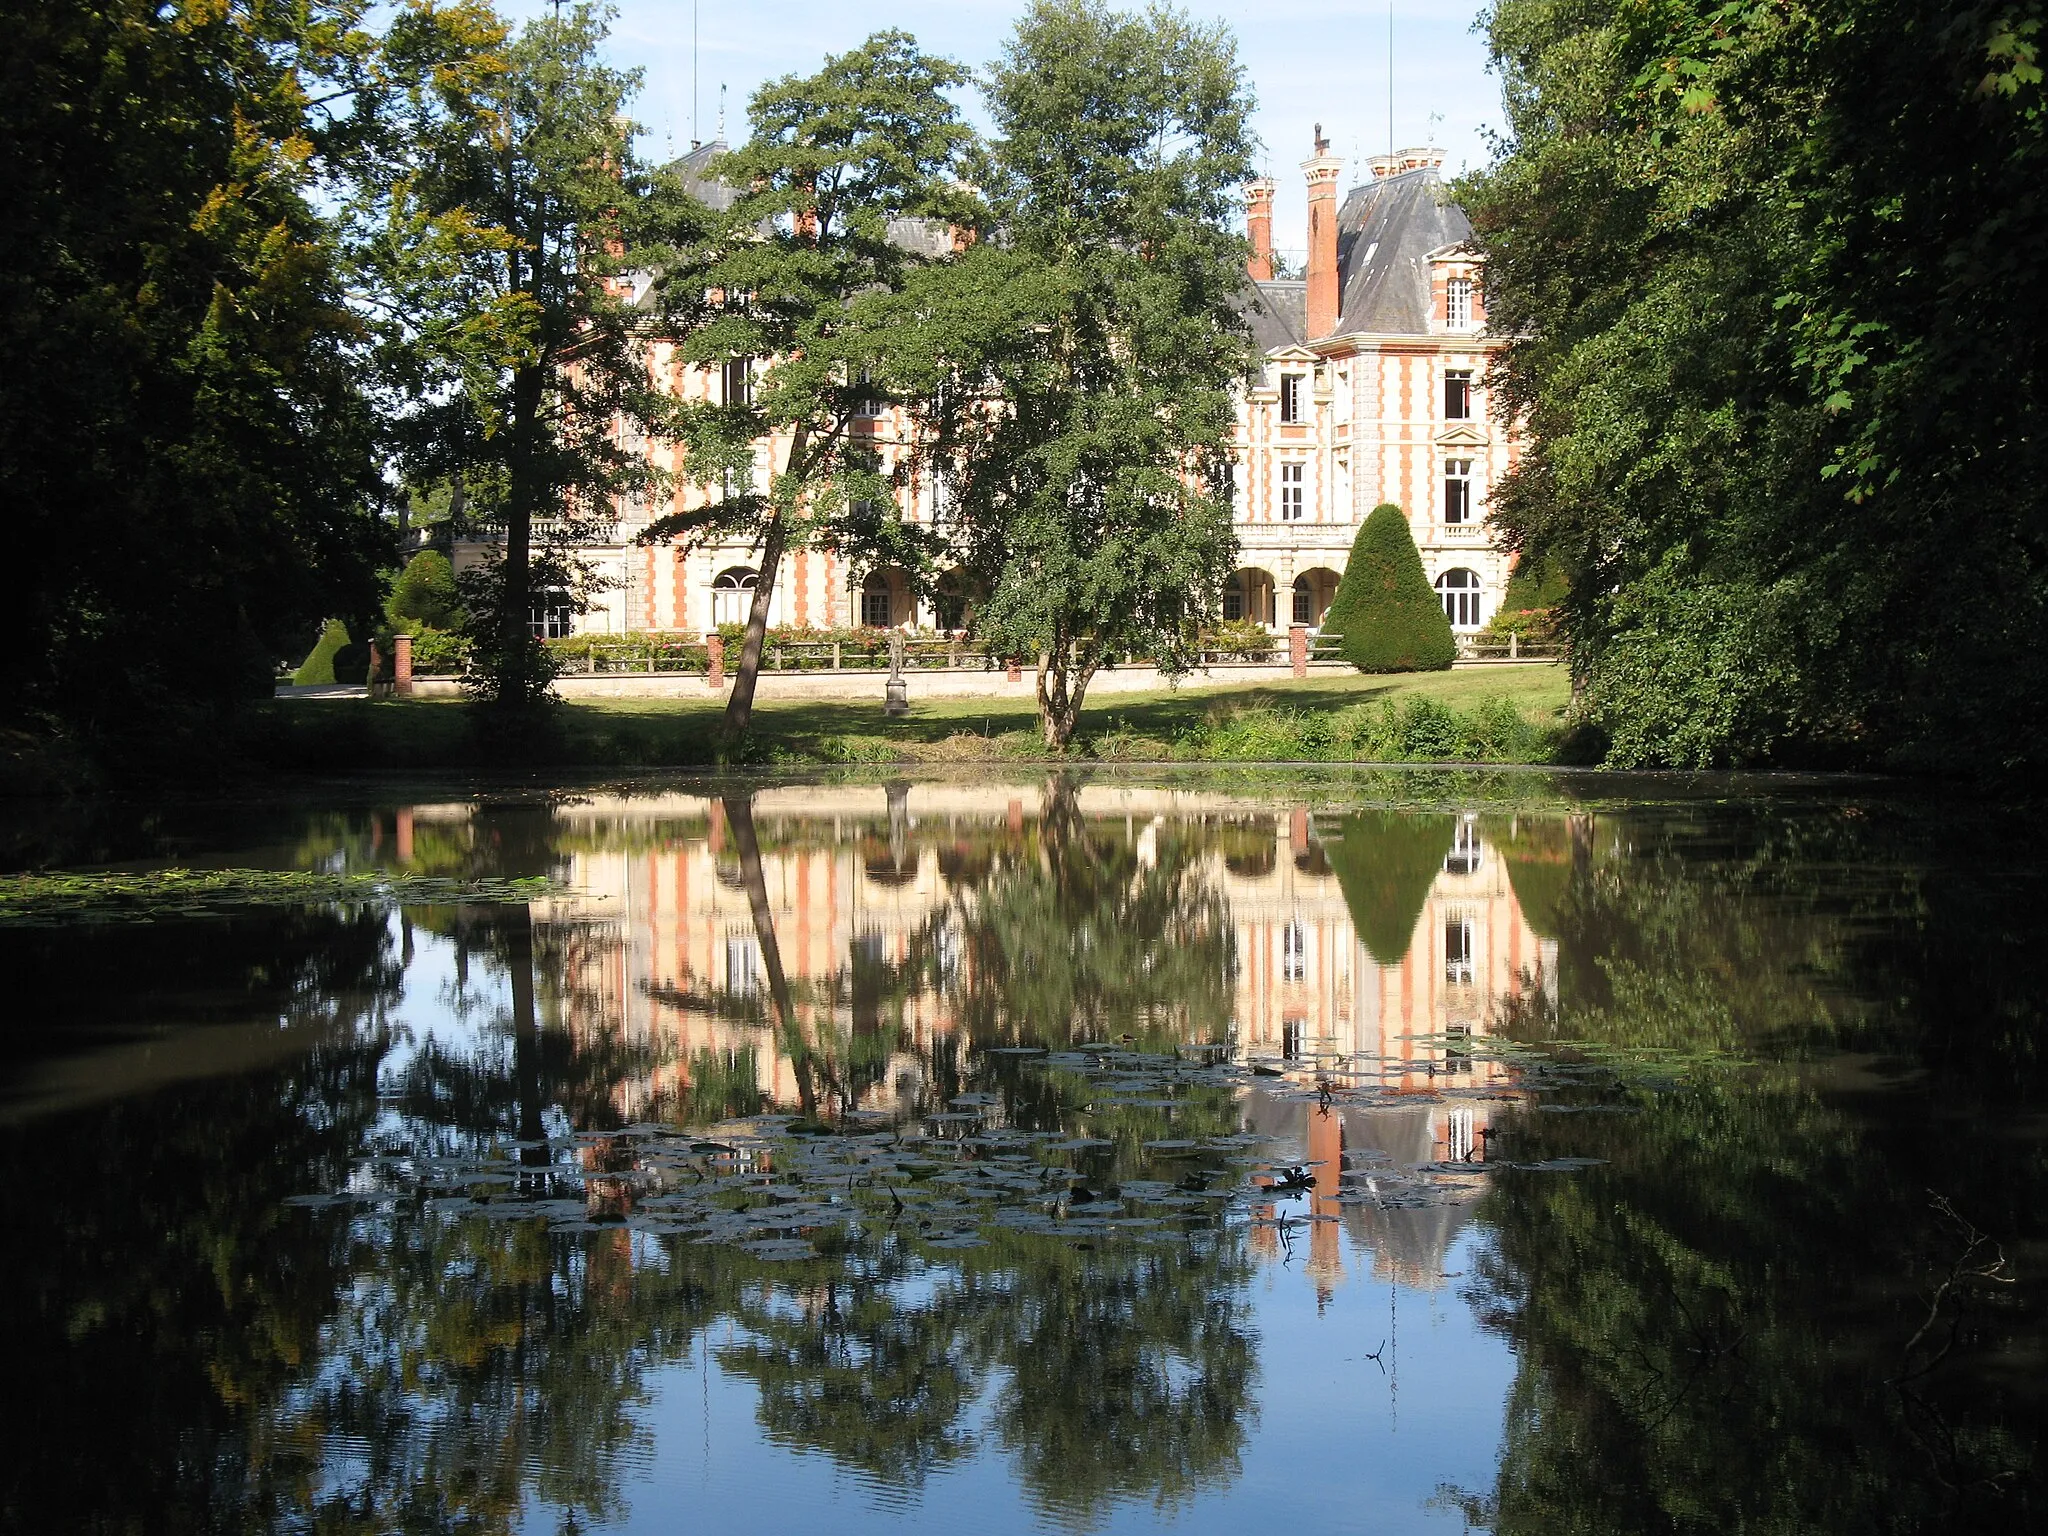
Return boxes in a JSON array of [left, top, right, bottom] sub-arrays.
[[1, 769, 2042, 1534]]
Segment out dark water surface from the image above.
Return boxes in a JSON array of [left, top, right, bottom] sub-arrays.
[[2, 770, 2042, 1534]]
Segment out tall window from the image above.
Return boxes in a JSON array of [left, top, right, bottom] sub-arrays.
[[529, 592, 573, 639], [861, 573, 892, 628], [1445, 277, 1473, 328], [1445, 915, 1475, 985], [1436, 568, 1482, 628], [851, 369, 881, 417], [1292, 575, 1314, 625], [726, 934, 760, 997], [1280, 373, 1305, 423], [1446, 1105, 1476, 1159], [1280, 462, 1305, 521], [1444, 817, 1484, 875], [1444, 458, 1473, 523], [722, 357, 752, 407], [1282, 919, 1306, 982], [1444, 369, 1473, 420]]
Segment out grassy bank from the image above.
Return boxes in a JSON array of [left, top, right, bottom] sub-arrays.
[[252, 665, 1573, 770]]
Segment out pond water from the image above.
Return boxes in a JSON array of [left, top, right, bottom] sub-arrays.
[[2, 770, 2042, 1534]]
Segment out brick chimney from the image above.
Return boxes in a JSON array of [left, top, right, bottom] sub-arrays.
[[1245, 177, 1276, 280], [1302, 125, 1344, 339]]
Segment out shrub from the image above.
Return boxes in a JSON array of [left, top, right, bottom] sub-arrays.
[[291, 620, 351, 686], [386, 550, 460, 631], [1320, 504, 1456, 672], [1203, 619, 1279, 660], [407, 626, 469, 674]]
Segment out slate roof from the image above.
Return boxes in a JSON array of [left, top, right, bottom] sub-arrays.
[[1244, 165, 1473, 350], [671, 140, 740, 212], [1244, 280, 1307, 352], [1333, 166, 1472, 336], [665, 141, 954, 256]]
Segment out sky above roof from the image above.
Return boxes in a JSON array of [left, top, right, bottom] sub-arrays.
[[499, 1, 1505, 261]]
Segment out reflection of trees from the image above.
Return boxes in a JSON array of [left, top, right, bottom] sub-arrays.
[[0, 907, 401, 1531], [1465, 809, 2045, 1532], [944, 774, 1236, 1047], [987, 1232, 1258, 1527]]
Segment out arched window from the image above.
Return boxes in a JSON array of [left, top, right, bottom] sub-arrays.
[[1436, 567, 1482, 629], [861, 572, 893, 629], [712, 566, 758, 627], [1292, 575, 1314, 625]]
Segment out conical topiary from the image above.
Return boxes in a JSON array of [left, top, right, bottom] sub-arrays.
[[1320, 503, 1457, 671]]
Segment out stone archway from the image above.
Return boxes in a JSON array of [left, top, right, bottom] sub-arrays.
[[1223, 567, 1278, 628], [1290, 567, 1342, 628]]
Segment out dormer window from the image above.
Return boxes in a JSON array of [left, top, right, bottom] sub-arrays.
[[1280, 374, 1306, 423], [1444, 369, 1473, 420], [1445, 278, 1474, 329]]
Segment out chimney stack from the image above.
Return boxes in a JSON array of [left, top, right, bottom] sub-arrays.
[[1302, 125, 1343, 339], [1245, 177, 1276, 280]]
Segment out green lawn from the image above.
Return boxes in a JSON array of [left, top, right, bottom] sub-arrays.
[[256, 663, 1571, 770]]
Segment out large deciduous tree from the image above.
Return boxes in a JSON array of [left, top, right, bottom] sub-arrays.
[[1466, 0, 2048, 774], [0, 0, 390, 746], [357, 0, 685, 715], [896, 0, 1256, 752], [640, 32, 976, 740]]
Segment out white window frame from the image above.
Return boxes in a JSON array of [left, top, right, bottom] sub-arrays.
[[712, 567, 759, 627], [1444, 368, 1473, 420], [860, 574, 892, 629], [1282, 919, 1307, 983], [1444, 458, 1473, 524], [1279, 374, 1305, 423], [1280, 461, 1305, 521], [1436, 568, 1483, 629], [1445, 277, 1473, 329]]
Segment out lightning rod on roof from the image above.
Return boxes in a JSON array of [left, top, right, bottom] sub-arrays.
[[692, 0, 700, 148]]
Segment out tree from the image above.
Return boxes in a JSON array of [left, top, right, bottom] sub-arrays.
[[0, 0, 390, 746], [355, 0, 681, 715], [639, 32, 976, 740], [899, 0, 1257, 751], [1319, 504, 1457, 672], [1464, 0, 2048, 773]]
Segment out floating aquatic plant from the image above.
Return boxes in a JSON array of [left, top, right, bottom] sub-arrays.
[[0, 867, 567, 926]]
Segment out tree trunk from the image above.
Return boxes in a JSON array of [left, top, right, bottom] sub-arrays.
[[721, 792, 814, 1117], [721, 420, 810, 738], [1035, 641, 1100, 752], [722, 509, 786, 737]]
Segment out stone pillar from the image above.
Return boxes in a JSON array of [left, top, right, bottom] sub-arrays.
[[393, 633, 413, 697], [1006, 656, 1022, 683], [705, 632, 725, 690], [1289, 625, 1309, 678]]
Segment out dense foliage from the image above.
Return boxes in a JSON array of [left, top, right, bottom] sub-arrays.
[[638, 31, 976, 737], [1319, 504, 1457, 672], [893, 0, 1258, 750], [0, 0, 389, 745], [1467, 0, 2048, 773]]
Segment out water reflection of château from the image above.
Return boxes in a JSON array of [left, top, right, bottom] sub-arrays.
[[400, 783, 1558, 1290]]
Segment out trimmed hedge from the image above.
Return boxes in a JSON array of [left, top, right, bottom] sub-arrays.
[[291, 620, 351, 686], [386, 550, 460, 631], [1321, 504, 1456, 672]]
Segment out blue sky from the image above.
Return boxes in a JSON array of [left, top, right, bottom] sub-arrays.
[[503, 1, 1505, 260]]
